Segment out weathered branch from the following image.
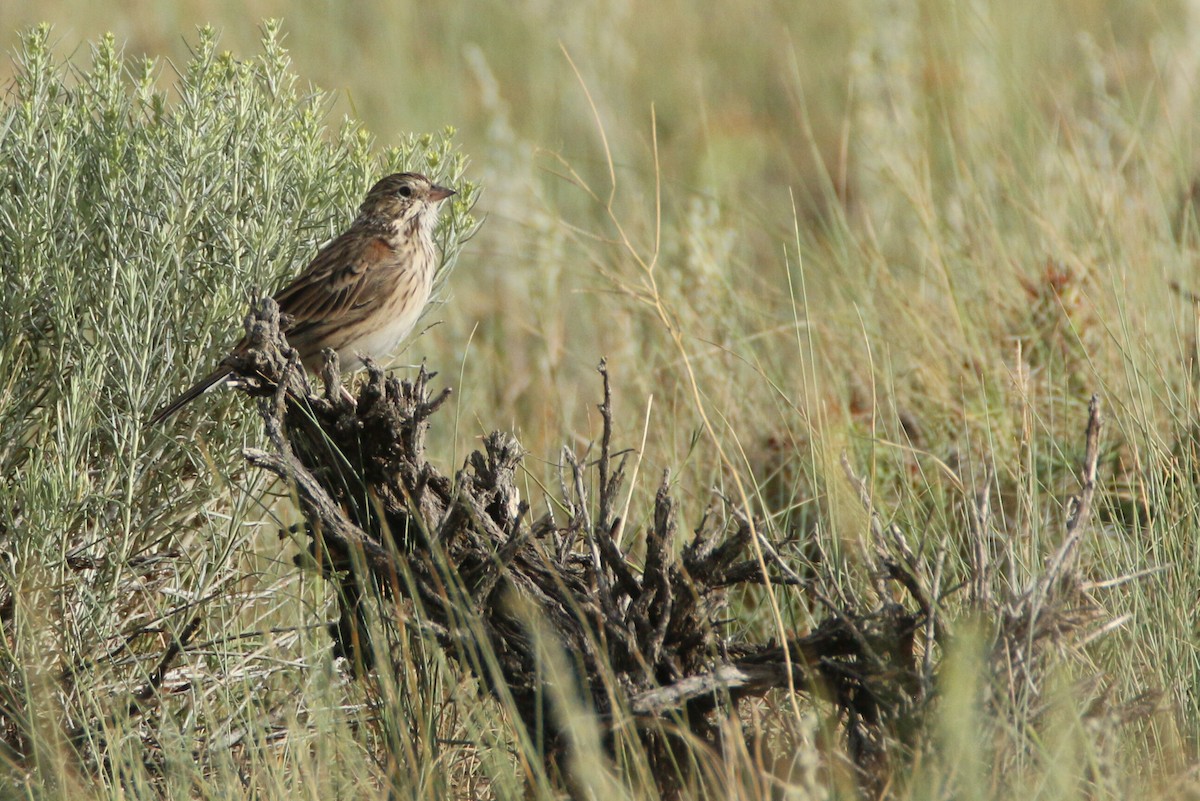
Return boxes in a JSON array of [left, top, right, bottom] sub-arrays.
[[223, 299, 1112, 799]]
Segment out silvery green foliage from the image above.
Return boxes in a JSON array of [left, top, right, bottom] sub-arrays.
[[0, 21, 478, 744]]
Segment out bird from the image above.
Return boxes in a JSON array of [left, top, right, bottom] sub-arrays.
[[150, 172, 455, 425]]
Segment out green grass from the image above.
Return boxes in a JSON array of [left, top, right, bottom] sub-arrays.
[[1, 2, 1199, 798]]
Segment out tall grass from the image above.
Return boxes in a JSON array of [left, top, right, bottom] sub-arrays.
[[0, 22, 479, 798], [0, 2, 1198, 798]]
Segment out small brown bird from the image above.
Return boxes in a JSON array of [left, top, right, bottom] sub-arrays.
[[151, 172, 455, 424]]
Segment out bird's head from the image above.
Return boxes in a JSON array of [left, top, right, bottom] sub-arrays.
[[358, 172, 456, 235]]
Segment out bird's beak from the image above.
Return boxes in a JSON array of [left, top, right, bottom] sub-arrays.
[[428, 185, 456, 203]]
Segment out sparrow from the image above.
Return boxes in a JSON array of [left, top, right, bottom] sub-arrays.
[[151, 172, 454, 424]]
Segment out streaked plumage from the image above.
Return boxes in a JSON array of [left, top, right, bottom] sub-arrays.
[[151, 172, 454, 425]]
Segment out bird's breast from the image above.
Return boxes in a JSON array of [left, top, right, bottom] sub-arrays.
[[337, 263, 433, 366]]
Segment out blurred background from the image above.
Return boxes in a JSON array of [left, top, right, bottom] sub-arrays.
[[6, 0, 1199, 576], [2, 1, 1190, 462]]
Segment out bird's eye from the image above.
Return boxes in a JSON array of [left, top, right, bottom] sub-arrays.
[[398, 185, 413, 198]]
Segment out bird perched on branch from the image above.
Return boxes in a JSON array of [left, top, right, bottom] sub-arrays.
[[151, 172, 455, 424]]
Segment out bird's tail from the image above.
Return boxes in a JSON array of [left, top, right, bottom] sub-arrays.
[[149, 367, 232, 425]]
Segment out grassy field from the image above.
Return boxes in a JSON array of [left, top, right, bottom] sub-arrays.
[[1, 1, 1199, 798]]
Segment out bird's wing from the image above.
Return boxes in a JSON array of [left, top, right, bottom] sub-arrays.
[[273, 233, 397, 330]]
